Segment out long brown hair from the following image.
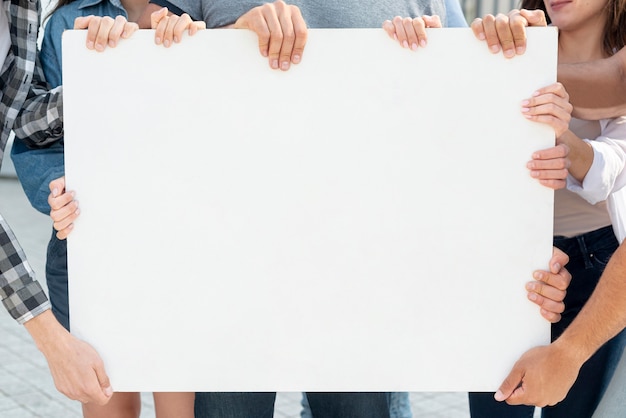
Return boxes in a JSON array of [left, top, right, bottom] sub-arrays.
[[521, 0, 626, 56]]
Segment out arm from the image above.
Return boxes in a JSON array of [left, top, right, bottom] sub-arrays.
[[559, 49, 626, 120], [497, 242, 626, 406], [24, 310, 113, 404], [566, 118, 626, 204], [0, 216, 50, 323]]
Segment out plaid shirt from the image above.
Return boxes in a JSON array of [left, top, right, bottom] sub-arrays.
[[0, 0, 56, 323]]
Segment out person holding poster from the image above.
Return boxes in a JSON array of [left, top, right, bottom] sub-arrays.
[[467, 6, 626, 418], [461, 1, 626, 417], [0, 0, 133, 407], [9, 2, 205, 418]]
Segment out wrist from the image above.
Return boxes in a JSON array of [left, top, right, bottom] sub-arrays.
[[23, 310, 70, 354], [552, 334, 593, 368]]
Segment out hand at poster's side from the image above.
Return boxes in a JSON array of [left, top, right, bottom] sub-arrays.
[[526, 247, 571, 323], [49, 177, 79, 240]]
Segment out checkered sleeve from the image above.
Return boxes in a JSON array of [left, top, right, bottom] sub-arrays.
[[12, 63, 64, 148], [0, 215, 50, 324]]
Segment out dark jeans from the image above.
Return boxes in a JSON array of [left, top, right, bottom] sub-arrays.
[[194, 392, 391, 418], [46, 230, 70, 331], [469, 225, 620, 418]]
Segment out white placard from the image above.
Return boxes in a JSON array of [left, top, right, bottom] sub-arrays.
[[63, 28, 557, 392]]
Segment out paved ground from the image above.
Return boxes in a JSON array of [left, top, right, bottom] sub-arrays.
[[0, 175, 533, 417]]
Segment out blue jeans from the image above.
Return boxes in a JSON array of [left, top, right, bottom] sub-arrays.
[[195, 392, 390, 418], [593, 340, 626, 417], [46, 230, 70, 331], [301, 392, 410, 418], [469, 225, 620, 418]]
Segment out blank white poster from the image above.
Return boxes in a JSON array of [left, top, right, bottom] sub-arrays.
[[62, 28, 557, 391]]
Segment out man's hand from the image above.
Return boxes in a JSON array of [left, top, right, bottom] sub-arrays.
[[495, 342, 583, 406], [74, 15, 139, 51], [151, 7, 206, 47], [470, 9, 547, 58], [232, 0, 307, 71], [24, 311, 112, 404], [382, 15, 442, 50], [527, 247, 571, 323]]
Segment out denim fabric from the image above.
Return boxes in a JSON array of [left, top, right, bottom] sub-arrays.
[[301, 392, 410, 417], [46, 230, 69, 330], [196, 392, 390, 418], [593, 341, 626, 417], [469, 225, 619, 418], [388, 392, 412, 418]]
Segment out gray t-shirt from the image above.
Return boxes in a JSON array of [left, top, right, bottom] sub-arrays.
[[155, 0, 448, 29]]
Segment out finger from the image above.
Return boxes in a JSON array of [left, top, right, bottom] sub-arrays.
[[56, 224, 75, 241], [106, 16, 127, 48], [74, 15, 94, 30], [527, 291, 566, 317], [392, 16, 409, 48], [423, 15, 442, 29], [150, 7, 168, 30], [494, 13, 515, 58], [482, 14, 501, 53], [50, 199, 79, 223], [85, 16, 102, 50], [276, 3, 295, 70], [551, 247, 570, 274], [531, 143, 570, 162], [520, 9, 548, 27], [506, 383, 529, 405], [188, 21, 207, 36], [163, 16, 178, 47], [508, 10, 529, 55], [411, 17, 427, 49], [533, 266, 571, 291], [49, 176, 66, 196], [527, 157, 569, 171], [48, 190, 75, 211], [527, 281, 567, 305], [94, 16, 116, 52], [529, 169, 569, 184], [121, 22, 139, 39], [290, 7, 308, 65], [52, 209, 80, 233], [94, 362, 113, 404], [540, 306, 562, 323], [470, 18, 486, 41], [173, 14, 193, 43], [382, 20, 397, 40], [537, 178, 567, 189], [154, 16, 169, 45], [262, 5, 283, 69], [495, 368, 524, 402], [532, 82, 569, 100]]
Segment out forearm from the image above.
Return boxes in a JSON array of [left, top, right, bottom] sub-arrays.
[[557, 131, 593, 183], [14, 80, 64, 147], [558, 49, 626, 120], [0, 217, 51, 323], [554, 243, 626, 363]]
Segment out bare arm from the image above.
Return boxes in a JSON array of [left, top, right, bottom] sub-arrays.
[[24, 310, 113, 404], [558, 48, 626, 120], [497, 242, 626, 406]]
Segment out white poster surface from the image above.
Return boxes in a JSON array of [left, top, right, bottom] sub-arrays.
[[63, 28, 557, 391]]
